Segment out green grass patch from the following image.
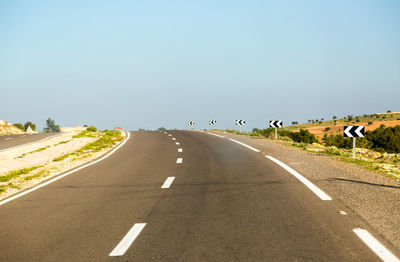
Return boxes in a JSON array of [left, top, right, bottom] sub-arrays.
[[16, 146, 50, 158], [0, 185, 5, 193], [73, 130, 98, 138], [24, 170, 49, 181], [53, 131, 123, 162], [8, 182, 19, 189], [0, 166, 41, 182]]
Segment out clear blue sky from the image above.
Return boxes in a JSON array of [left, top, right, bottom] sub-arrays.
[[1, 0, 399, 131]]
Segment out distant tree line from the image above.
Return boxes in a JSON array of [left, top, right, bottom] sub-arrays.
[[251, 128, 318, 144]]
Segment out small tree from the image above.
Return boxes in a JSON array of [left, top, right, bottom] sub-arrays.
[[43, 118, 61, 132], [158, 127, 167, 131], [24, 122, 36, 131], [333, 116, 337, 120]]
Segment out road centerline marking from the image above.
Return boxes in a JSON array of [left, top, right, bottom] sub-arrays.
[[161, 177, 176, 188], [353, 228, 399, 262], [172, 138, 176, 140], [168, 134, 172, 136], [229, 139, 260, 152], [109, 223, 147, 257], [176, 158, 183, 164], [266, 155, 332, 201], [176, 142, 180, 145], [178, 148, 183, 152]]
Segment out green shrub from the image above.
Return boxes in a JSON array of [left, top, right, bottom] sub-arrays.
[[86, 126, 97, 132], [13, 123, 25, 131]]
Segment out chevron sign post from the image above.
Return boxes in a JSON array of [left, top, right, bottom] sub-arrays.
[[270, 120, 283, 139], [235, 120, 245, 132], [188, 121, 195, 129], [344, 126, 365, 158]]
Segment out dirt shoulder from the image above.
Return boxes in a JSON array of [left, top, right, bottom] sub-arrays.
[[0, 130, 126, 200], [212, 131, 400, 252]]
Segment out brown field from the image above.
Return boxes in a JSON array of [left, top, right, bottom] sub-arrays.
[[300, 120, 400, 139]]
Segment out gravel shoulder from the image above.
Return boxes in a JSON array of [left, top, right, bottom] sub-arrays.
[[212, 131, 400, 252]]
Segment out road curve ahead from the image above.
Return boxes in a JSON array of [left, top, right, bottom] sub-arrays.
[[0, 131, 398, 261], [0, 133, 58, 151]]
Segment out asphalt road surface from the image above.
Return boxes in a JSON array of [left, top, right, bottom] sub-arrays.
[[0, 133, 58, 151], [0, 131, 398, 261]]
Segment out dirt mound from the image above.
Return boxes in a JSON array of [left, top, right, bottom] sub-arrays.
[[0, 120, 25, 135]]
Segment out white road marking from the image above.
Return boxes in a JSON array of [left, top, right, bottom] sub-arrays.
[[266, 156, 332, 201], [164, 132, 167, 134], [161, 177, 175, 189], [176, 158, 183, 164], [168, 134, 172, 136], [0, 132, 131, 206], [339, 211, 348, 215], [178, 148, 183, 152], [109, 223, 147, 257], [172, 138, 176, 140], [353, 228, 400, 262], [207, 132, 225, 138], [229, 139, 260, 152], [5, 138, 12, 140], [176, 142, 180, 145]]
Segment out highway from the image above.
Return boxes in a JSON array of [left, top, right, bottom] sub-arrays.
[[0, 131, 398, 261], [0, 133, 58, 151]]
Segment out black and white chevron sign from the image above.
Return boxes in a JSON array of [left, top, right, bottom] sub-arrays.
[[344, 126, 364, 137], [269, 120, 283, 128], [235, 120, 245, 125], [209, 120, 216, 125], [188, 121, 195, 126]]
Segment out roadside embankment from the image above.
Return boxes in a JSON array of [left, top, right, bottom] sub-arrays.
[[0, 129, 125, 200]]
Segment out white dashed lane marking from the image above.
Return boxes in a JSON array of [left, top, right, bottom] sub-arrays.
[[176, 142, 180, 145], [176, 158, 183, 164], [109, 223, 147, 257], [161, 177, 175, 189], [178, 148, 183, 152], [229, 139, 260, 152], [353, 228, 400, 262], [265, 155, 332, 201]]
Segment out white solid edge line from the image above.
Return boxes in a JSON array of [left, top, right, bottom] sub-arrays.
[[353, 228, 400, 262], [5, 138, 12, 140], [178, 148, 183, 152], [161, 177, 176, 189], [229, 138, 260, 152], [266, 155, 332, 201], [207, 132, 225, 138], [176, 158, 183, 164], [0, 131, 131, 206], [109, 223, 147, 256]]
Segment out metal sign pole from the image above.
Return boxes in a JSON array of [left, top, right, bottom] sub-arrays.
[[353, 137, 356, 158], [275, 128, 277, 139]]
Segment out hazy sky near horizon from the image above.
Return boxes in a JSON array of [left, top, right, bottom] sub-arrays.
[[1, 0, 399, 131]]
